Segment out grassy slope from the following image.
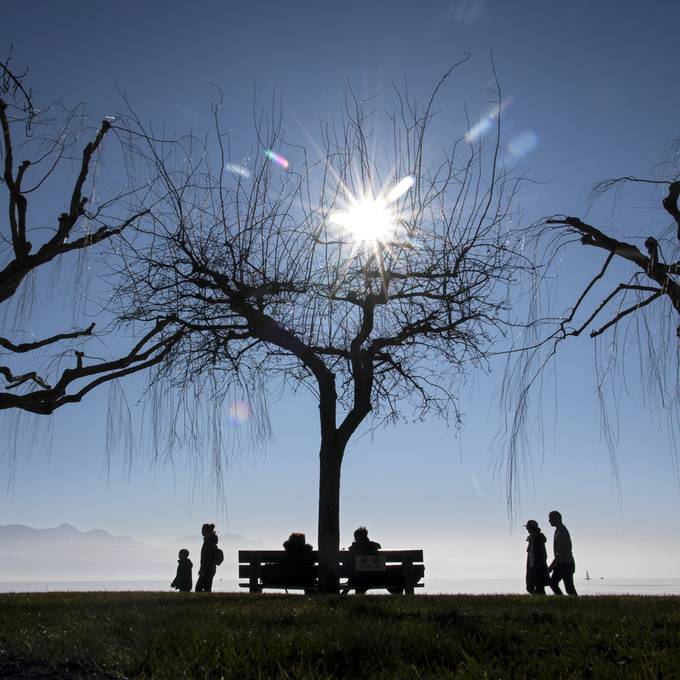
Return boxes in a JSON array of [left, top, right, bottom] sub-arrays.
[[0, 592, 679, 679]]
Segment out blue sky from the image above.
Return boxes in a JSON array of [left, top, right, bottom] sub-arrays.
[[1, 0, 679, 581]]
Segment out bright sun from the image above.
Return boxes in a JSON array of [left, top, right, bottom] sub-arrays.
[[329, 176, 414, 247], [330, 197, 395, 244]]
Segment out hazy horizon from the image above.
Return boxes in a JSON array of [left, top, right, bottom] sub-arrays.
[[2, 521, 678, 585]]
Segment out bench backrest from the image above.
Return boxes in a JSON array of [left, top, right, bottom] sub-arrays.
[[238, 549, 424, 580]]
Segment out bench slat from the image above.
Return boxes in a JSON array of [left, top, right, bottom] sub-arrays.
[[238, 549, 423, 563], [240, 564, 320, 579], [239, 563, 426, 581]]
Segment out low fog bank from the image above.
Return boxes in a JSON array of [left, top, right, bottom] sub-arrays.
[[1, 523, 517, 583], [2, 524, 679, 584]]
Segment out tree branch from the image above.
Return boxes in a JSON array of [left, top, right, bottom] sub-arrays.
[[590, 290, 664, 338], [662, 181, 680, 241], [0, 323, 95, 353], [0, 317, 180, 414], [0, 365, 50, 390]]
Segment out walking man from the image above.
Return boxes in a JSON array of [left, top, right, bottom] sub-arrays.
[[548, 510, 577, 596]]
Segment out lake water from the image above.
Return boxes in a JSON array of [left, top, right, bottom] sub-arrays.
[[1, 578, 679, 595]]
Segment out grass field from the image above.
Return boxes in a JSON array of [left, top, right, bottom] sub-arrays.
[[0, 592, 679, 679]]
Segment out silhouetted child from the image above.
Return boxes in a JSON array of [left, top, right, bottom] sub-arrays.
[[171, 548, 193, 592]]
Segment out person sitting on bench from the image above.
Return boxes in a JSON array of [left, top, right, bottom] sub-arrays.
[[347, 526, 396, 593], [348, 526, 381, 554], [282, 532, 314, 562], [259, 532, 316, 591]]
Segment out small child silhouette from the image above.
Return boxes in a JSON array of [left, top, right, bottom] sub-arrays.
[[171, 549, 193, 592]]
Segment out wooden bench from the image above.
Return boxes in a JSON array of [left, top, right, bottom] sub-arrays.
[[238, 549, 424, 594]]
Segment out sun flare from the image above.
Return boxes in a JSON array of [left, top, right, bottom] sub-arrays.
[[328, 176, 414, 247], [329, 198, 395, 244]]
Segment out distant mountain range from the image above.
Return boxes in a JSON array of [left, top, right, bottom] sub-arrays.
[[166, 533, 261, 549], [0, 523, 260, 581], [0, 523, 260, 548], [0, 523, 139, 545]]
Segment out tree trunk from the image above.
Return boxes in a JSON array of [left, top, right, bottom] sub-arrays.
[[313, 356, 371, 594], [317, 435, 344, 594]]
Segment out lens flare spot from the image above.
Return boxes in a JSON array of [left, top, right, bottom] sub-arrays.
[[508, 130, 538, 158], [387, 175, 415, 202], [465, 98, 514, 143], [448, 0, 486, 24], [470, 473, 484, 499], [228, 400, 251, 425], [225, 162, 251, 178], [465, 117, 492, 143], [265, 149, 289, 169]]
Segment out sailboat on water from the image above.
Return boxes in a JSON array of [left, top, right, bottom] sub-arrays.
[[585, 570, 591, 580]]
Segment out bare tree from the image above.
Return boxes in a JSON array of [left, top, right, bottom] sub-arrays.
[[118, 63, 531, 591], [0, 58, 180, 414], [501, 165, 680, 507]]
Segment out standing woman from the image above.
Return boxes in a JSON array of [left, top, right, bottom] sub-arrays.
[[524, 519, 549, 595], [195, 523, 219, 592]]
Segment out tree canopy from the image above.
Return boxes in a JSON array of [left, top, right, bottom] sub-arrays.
[[117, 65, 533, 591]]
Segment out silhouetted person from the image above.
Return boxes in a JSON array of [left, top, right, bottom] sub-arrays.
[[195, 523, 219, 592], [171, 548, 193, 592], [259, 532, 316, 592], [524, 520, 549, 595], [548, 510, 577, 595], [348, 526, 381, 553], [348, 526, 387, 594], [282, 532, 314, 563]]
